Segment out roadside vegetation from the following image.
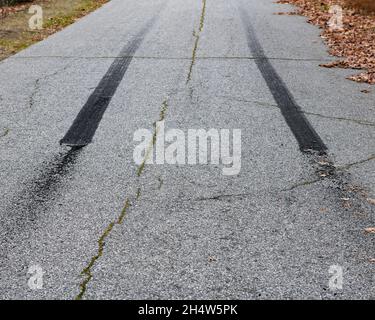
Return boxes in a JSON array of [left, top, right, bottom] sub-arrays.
[[0, 0, 108, 61], [277, 0, 375, 84]]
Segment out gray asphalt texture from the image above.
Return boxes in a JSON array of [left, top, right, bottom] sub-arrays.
[[0, 0, 374, 299]]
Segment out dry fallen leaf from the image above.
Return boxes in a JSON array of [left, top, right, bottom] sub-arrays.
[[317, 160, 330, 165], [367, 198, 375, 205], [343, 201, 352, 209]]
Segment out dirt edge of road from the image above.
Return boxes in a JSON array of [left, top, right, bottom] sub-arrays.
[[0, 0, 109, 61]]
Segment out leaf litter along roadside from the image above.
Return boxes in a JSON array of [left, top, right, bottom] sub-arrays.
[[0, 0, 109, 61], [276, 0, 375, 85]]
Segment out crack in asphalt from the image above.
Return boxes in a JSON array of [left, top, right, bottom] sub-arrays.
[[28, 64, 72, 109], [220, 95, 375, 128], [337, 154, 375, 171], [75, 198, 131, 300], [192, 152, 338, 198], [186, 0, 207, 83], [137, 100, 168, 177], [193, 154, 375, 198], [0, 127, 9, 138], [28, 78, 40, 109], [157, 176, 164, 190], [304, 111, 375, 127], [192, 176, 323, 200], [75, 5, 191, 300], [75, 99, 169, 300], [196, 192, 253, 201], [283, 154, 375, 191], [75, 43, 188, 300], [283, 177, 322, 191], [136, 187, 142, 200]]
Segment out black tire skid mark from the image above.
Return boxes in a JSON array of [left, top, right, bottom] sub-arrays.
[[60, 16, 159, 147], [1, 12, 162, 255], [239, 8, 327, 154]]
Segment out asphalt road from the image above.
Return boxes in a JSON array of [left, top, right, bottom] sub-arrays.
[[0, 0, 374, 299]]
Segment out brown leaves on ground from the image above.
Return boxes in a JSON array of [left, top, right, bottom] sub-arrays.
[[364, 227, 375, 233], [344, 0, 375, 14], [277, 0, 375, 84]]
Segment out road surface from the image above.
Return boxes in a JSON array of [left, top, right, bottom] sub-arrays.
[[0, 0, 374, 299]]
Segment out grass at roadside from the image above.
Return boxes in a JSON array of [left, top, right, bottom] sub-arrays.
[[0, 0, 108, 60]]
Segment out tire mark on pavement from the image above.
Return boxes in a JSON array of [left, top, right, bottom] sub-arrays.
[[239, 8, 327, 154], [60, 16, 158, 147], [2, 147, 81, 258], [11, 148, 80, 220]]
